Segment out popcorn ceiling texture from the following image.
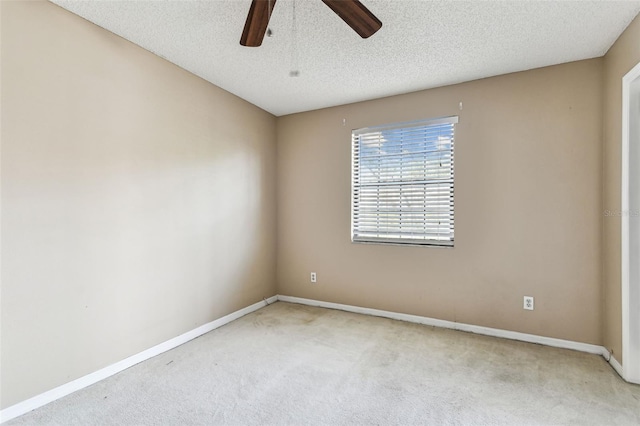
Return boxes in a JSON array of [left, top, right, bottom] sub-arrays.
[[51, 0, 640, 116]]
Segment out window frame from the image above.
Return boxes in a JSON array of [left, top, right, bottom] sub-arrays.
[[350, 116, 458, 248]]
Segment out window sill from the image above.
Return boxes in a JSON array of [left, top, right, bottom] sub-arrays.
[[351, 238, 454, 248]]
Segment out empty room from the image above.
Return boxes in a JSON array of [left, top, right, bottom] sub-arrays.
[[2, 0, 640, 424]]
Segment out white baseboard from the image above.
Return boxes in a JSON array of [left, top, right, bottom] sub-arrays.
[[277, 295, 609, 357], [0, 294, 626, 423], [608, 353, 625, 379], [0, 296, 278, 424]]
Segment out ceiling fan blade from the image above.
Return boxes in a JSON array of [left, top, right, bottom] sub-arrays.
[[321, 0, 382, 39], [240, 0, 277, 47]]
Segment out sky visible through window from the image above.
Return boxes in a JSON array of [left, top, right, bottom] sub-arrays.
[[353, 121, 455, 244]]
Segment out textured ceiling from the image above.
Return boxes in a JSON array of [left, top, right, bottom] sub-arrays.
[[51, 0, 640, 116]]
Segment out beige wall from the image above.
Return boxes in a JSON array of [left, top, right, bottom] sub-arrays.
[[602, 14, 640, 364], [277, 59, 604, 345], [0, 1, 277, 408], [3, 0, 635, 412]]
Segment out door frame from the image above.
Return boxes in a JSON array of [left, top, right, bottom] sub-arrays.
[[621, 60, 640, 384]]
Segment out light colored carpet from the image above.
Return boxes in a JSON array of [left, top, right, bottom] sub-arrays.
[[7, 301, 640, 425]]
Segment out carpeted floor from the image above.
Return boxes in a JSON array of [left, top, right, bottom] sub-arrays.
[[7, 301, 640, 425]]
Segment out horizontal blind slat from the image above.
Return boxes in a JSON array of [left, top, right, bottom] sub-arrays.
[[352, 117, 456, 246]]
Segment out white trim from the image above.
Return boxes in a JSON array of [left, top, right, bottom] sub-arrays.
[[601, 348, 624, 378], [0, 296, 278, 424], [621, 60, 640, 385], [0, 294, 625, 423], [609, 353, 625, 379], [278, 295, 608, 356]]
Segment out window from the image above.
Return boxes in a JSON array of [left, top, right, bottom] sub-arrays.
[[351, 116, 458, 246]]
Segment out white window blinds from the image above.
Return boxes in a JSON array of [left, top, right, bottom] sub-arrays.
[[351, 116, 458, 246]]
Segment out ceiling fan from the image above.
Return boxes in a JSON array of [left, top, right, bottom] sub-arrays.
[[240, 0, 382, 47]]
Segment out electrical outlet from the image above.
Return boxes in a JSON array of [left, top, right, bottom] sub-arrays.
[[310, 272, 317, 283], [524, 296, 534, 310]]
